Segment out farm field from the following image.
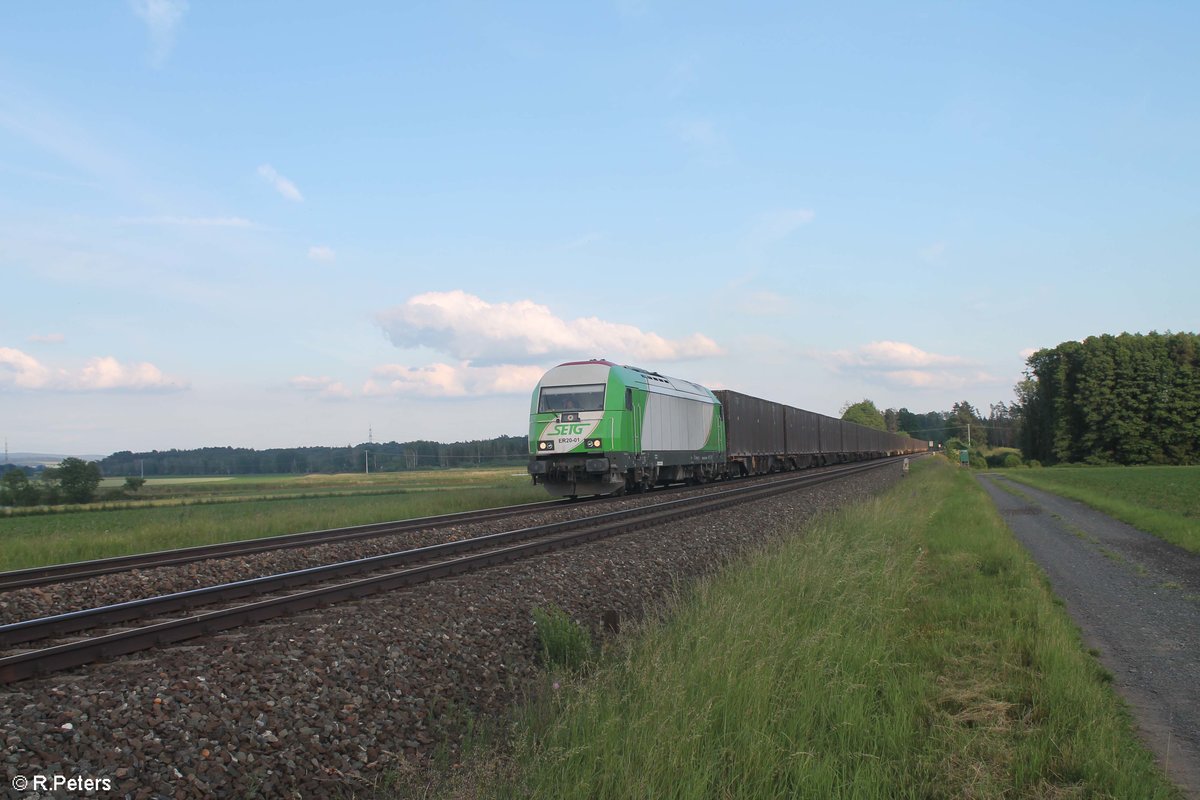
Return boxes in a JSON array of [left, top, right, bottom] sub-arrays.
[[88, 468, 529, 504], [1004, 465, 1200, 554], [0, 468, 547, 572], [435, 459, 1177, 799]]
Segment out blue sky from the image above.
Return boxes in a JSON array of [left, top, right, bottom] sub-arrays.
[[2, 2, 1197, 455]]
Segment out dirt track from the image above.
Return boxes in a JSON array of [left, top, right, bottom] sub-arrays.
[[978, 473, 1200, 798]]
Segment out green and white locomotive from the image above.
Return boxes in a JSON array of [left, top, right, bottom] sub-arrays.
[[528, 359, 928, 497], [526, 359, 726, 497]]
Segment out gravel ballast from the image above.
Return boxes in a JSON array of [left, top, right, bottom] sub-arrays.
[[0, 472, 830, 627], [2, 464, 902, 798]]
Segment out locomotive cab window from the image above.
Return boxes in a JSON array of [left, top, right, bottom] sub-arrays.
[[538, 384, 605, 413]]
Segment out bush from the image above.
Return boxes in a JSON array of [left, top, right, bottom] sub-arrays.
[[1027, 460, 1042, 469], [1002, 453, 1024, 468], [1, 471, 42, 507], [532, 605, 592, 671]]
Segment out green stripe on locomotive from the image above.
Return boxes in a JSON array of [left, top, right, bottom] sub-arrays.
[[528, 362, 725, 458]]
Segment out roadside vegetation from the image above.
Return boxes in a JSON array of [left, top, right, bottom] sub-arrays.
[[0, 468, 546, 571], [1004, 465, 1200, 554], [430, 458, 1177, 799]]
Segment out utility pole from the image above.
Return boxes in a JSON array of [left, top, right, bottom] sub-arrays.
[[967, 423, 971, 448]]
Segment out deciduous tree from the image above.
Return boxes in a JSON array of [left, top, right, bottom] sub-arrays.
[[840, 399, 886, 430], [45, 457, 102, 504]]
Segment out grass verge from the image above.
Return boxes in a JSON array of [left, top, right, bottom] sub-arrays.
[[453, 458, 1178, 799], [0, 477, 547, 571], [1003, 466, 1200, 554]]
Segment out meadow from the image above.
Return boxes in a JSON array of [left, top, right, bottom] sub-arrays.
[[437, 458, 1177, 799], [0, 468, 547, 572], [1004, 465, 1200, 554]]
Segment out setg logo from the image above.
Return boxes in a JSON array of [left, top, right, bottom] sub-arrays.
[[540, 417, 599, 451]]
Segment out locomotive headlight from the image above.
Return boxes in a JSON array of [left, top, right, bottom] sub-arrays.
[[585, 438, 603, 449], [538, 440, 554, 451]]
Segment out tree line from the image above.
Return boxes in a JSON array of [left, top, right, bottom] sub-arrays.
[[839, 399, 1017, 449], [0, 436, 529, 507], [1017, 332, 1200, 465], [96, 435, 531, 477]]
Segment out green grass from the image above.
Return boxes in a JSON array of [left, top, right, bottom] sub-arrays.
[[20, 467, 532, 513], [455, 459, 1177, 799], [532, 605, 594, 672], [1004, 465, 1200, 554], [0, 468, 547, 571]]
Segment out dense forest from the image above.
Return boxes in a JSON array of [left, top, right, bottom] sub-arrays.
[[97, 435, 530, 477], [1017, 332, 1200, 465]]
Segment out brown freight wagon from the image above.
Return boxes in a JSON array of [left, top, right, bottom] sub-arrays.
[[711, 389, 786, 475]]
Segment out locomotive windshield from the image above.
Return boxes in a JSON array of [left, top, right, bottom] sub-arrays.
[[538, 384, 605, 413]]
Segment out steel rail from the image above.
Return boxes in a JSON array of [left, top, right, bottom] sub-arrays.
[[0, 458, 891, 592], [0, 458, 899, 647], [0, 497, 580, 592], [0, 457, 902, 684]]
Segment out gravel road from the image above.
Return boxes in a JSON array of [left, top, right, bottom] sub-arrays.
[[977, 473, 1200, 798], [1, 464, 901, 799]]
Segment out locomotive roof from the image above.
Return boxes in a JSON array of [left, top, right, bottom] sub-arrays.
[[540, 360, 717, 403]]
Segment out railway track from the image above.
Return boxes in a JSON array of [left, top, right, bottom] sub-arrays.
[[0, 462, 878, 593], [0, 457, 903, 685], [0, 496, 584, 592]]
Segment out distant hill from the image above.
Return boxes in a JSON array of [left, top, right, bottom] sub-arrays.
[[4, 452, 107, 468]]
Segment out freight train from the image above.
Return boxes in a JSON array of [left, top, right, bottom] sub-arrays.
[[527, 359, 927, 497]]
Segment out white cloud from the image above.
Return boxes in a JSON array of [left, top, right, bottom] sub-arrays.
[[675, 118, 722, 149], [118, 215, 256, 228], [564, 232, 604, 250], [1019, 347, 1038, 360], [130, 0, 188, 67], [920, 241, 947, 262], [831, 341, 969, 370], [1, 347, 56, 388], [308, 245, 336, 263], [666, 58, 697, 97], [363, 362, 546, 399], [289, 375, 351, 400], [28, 333, 66, 344], [747, 208, 815, 245], [257, 164, 304, 202], [0, 347, 187, 392], [376, 290, 724, 366], [616, 0, 650, 18], [873, 368, 1002, 390], [77, 357, 185, 391], [734, 290, 791, 316], [823, 341, 1000, 390]]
